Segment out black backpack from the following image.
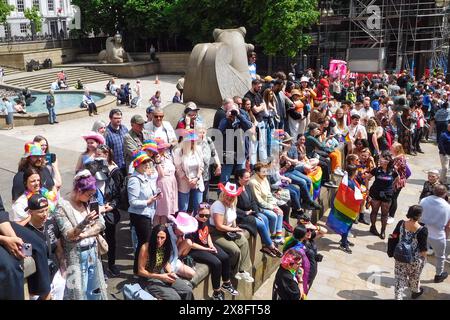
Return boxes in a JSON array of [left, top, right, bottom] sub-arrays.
[[118, 175, 134, 211], [393, 221, 422, 263]]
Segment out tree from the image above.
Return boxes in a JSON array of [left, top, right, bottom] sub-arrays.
[[250, 0, 319, 57], [0, 0, 14, 33], [24, 6, 42, 39]]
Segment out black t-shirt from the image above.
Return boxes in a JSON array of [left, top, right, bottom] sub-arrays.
[[369, 167, 398, 196], [25, 215, 61, 261], [187, 220, 209, 247], [244, 90, 263, 108], [12, 167, 55, 201], [272, 267, 300, 300]]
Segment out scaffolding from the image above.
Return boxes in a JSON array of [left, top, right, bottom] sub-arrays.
[[347, 0, 450, 74]]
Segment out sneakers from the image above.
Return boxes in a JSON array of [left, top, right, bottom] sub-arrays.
[[434, 272, 448, 283], [411, 287, 424, 299], [108, 264, 120, 277], [370, 225, 380, 236], [340, 240, 354, 247], [235, 271, 254, 283], [387, 217, 395, 225], [427, 248, 434, 256], [273, 236, 285, 245], [324, 181, 338, 189], [334, 168, 345, 177], [221, 283, 239, 296], [339, 244, 352, 254], [307, 200, 322, 210], [212, 291, 225, 300], [283, 221, 294, 233]]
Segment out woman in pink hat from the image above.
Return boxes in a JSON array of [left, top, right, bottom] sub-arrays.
[[75, 132, 106, 173], [153, 138, 178, 225], [209, 182, 254, 283]]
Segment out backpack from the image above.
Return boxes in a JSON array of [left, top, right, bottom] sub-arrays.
[[118, 175, 135, 211], [123, 283, 157, 300], [393, 221, 422, 263]]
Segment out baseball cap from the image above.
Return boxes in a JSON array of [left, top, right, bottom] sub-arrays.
[[427, 169, 440, 175], [184, 102, 200, 113], [27, 193, 49, 211], [131, 114, 145, 125], [146, 106, 155, 114]]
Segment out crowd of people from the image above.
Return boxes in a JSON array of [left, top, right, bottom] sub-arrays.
[[1, 54, 450, 301]]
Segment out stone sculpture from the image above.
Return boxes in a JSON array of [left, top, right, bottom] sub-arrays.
[[98, 33, 134, 64], [184, 27, 254, 107]]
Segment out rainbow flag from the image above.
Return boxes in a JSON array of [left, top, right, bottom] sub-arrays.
[[307, 166, 322, 200], [326, 173, 363, 235], [344, 132, 351, 143]]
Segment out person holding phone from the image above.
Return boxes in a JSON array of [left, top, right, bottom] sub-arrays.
[[55, 170, 107, 300], [33, 135, 62, 190], [236, 169, 282, 258], [127, 150, 162, 275], [137, 224, 194, 300]]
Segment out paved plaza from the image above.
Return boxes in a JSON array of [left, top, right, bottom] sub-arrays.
[[1, 75, 449, 300]]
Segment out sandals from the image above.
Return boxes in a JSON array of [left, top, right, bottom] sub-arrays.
[[270, 247, 283, 258], [260, 246, 277, 258]]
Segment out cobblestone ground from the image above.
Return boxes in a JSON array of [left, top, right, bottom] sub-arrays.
[[254, 141, 450, 300]]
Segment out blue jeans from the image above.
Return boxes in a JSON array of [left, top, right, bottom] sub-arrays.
[[285, 184, 301, 211], [178, 189, 203, 214], [220, 163, 246, 184], [79, 247, 102, 300], [47, 107, 57, 124], [284, 170, 313, 203], [260, 209, 283, 234], [255, 213, 273, 246]]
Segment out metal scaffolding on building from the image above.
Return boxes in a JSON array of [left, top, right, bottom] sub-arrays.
[[347, 0, 450, 73]]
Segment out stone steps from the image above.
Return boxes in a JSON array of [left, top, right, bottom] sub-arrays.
[[5, 67, 113, 90], [1, 65, 22, 76]]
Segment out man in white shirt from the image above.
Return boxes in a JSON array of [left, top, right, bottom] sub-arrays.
[[348, 114, 367, 142], [358, 97, 375, 125], [144, 106, 178, 152], [420, 184, 450, 283]]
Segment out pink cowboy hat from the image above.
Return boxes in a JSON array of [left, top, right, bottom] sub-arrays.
[[169, 212, 198, 234], [218, 182, 243, 197], [82, 131, 105, 145]]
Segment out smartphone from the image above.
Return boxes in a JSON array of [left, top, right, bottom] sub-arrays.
[[45, 153, 56, 164], [155, 188, 162, 197], [89, 200, 100, 215], [21, 243, 32, 257]]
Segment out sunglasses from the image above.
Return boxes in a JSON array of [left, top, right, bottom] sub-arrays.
[[199, 202, 210, 209], [198, 214, 210, 218], [154, 115, 164, 119]]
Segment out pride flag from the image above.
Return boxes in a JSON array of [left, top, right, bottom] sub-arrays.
[[307, 166, 322, 200], [326, 173, 363, 235]]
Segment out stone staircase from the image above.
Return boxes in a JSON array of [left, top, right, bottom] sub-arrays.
[[1, 65, 22, 76], [5, 67, 113, 90]]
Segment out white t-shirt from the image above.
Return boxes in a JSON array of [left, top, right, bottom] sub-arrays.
[[209, 200, 237, 227], [144, 121, 177, 145], [420, 196, 450, 240], [358, 107, 375, 122], [348, 124, 367, 141], [11, 194, 29, 222]]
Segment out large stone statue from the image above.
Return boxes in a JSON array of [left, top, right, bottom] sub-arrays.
[[98, 33, 134, 64], [184, 27, 254, 107]]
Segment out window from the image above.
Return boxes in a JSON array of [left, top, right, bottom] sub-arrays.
[[32, 0, 40, 10], [48, 0, 54, 11], [17, 0, 24, 12], [20, 23, 27, 34]]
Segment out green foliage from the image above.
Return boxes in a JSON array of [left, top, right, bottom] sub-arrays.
[[24, 6, 42, 33], [0, 0, 14, 25], [73, 0, 319, 56], [254, 0, 319, 57]]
